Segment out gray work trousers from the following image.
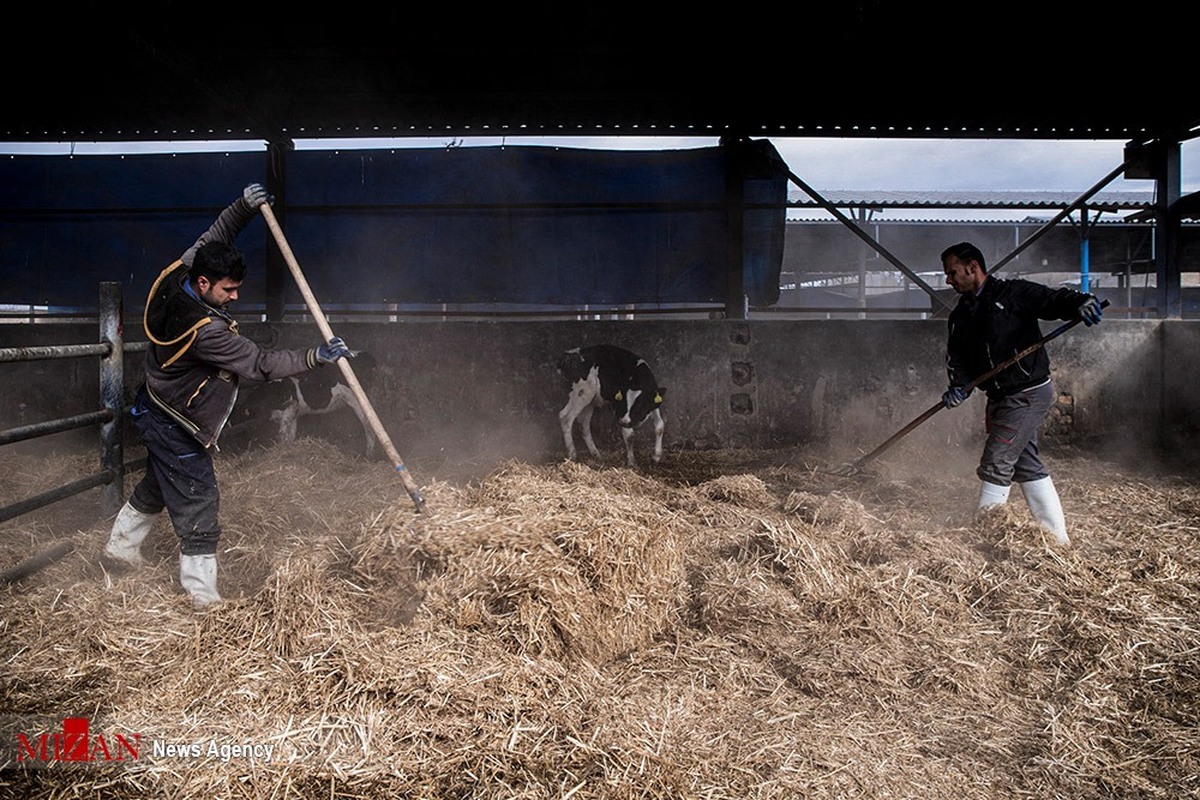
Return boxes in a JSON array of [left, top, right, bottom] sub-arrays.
[[128, 388, 222, 556], [977, 380, 1054, 487]]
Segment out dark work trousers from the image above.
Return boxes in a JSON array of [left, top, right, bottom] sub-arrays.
[[977, 380, 1055, 487], [127, 388, 222, 556]]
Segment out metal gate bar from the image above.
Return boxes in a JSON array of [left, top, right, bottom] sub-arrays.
[[0, 410, 115, 447], [0, 282, 144, 534], [0, 539, 76, 586]]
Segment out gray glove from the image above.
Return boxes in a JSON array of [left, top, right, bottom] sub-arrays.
[[1079, 295, 1103, 326], [313, 336, 352, 366], [242, 183, 272, 209], [942, 385, 970, 408]]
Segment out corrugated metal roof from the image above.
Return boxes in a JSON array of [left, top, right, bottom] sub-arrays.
[[787, 216, 1172, 226], [787, 190, 1155, 210], [3, 6, 1195, 144]]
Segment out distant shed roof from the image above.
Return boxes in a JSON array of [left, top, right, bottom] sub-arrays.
[[787, 190, 1155, 212]]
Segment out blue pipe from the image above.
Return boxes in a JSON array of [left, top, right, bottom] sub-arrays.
[[1081, 237, 1090, 294]]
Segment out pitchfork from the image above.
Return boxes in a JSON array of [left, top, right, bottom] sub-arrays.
[[259, 204, 427, 512], [829, 301, 1108, 477]]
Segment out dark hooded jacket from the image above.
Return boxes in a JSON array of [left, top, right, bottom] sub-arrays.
[[142, 196, 319, 448], [946, 275, 1092, 400]]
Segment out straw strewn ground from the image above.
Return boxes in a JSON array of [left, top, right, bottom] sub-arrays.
[[1, 440, 1197, 798]]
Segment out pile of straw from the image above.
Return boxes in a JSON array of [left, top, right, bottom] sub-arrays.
[[0, 440, 1196, 798]]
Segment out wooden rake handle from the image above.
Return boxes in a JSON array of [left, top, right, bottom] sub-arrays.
[[259, 203, 426, 513]]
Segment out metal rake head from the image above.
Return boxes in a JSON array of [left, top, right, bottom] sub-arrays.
[[824, 459, 869, 478]]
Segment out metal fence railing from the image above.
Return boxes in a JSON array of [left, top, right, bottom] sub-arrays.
[[0, 282, 147, 584]]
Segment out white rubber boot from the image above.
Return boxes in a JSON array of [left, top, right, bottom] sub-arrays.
[[179, 554, 223, 607], [1020, 476, 1070, 546], [103, 502, 157, 567], [977, 481, 1011, 513]]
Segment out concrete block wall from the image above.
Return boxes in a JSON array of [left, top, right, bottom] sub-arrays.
[[0, 319, 1181, 477]]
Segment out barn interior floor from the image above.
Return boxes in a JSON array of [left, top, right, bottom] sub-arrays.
[[2, 438, 1197, 798]]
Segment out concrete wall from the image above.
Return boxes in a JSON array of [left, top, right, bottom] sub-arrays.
[[1162, 322, 1200, 460], [0, 318, 1183, 476]]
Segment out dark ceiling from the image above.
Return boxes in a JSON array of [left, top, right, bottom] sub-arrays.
[[6, 3, 1197, 145]]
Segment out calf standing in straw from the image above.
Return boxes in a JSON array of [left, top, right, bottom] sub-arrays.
[[557, 344, 666, 467], [103, 184, 353, 606]]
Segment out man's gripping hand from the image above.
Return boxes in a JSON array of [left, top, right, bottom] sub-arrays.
[[942, 385, 970, 408], [1079, 295, 1104, 326], [243, 183, 273, 210], [309, 336, 353, 368]]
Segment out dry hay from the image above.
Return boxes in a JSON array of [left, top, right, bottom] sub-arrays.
[[0, 440, 1197, 799]]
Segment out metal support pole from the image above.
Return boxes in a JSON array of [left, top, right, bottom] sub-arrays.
[[724, 141, 747, 320], [1153, 141, 1182, 319], [99, 282, 124, 517], [855, 208, 869, 318], [265, 138, 293, 322], [1080, 208, 1091, 294]]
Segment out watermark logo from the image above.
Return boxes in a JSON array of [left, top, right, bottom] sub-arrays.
[[151, 739, 275, 763], [15, 717, 141, 764], [5, 715, 277, 769]]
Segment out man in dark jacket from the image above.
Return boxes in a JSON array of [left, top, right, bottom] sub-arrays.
[[104, 183, 351, 605], [940, 241, 1103, 546]]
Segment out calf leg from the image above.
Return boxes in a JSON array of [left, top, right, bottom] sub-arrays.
[[329, 383, 378, 458], [270, 402, 301, 445], [559, 381, 599, 461], [578, 404, 602, 459], [559, 401, 583, 460], [620, 424, 637, 467], [268, 378, 305, 445], [651, 408, 664, 464]]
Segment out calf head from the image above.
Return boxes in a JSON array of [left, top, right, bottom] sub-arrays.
[[615, 383, 665, 428], [555, 348, 591, 384]]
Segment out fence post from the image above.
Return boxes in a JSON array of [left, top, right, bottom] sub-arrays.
[[99, 282, 124, 517]]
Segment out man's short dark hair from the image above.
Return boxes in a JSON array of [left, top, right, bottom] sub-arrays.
[[190, 241, 247, 285], [941, 242, 986, 271]]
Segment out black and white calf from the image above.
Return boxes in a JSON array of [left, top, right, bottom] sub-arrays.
[[228, 352, 378, 457], [556, 345, 666, 467]]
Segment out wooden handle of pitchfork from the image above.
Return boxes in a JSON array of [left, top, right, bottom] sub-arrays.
[[259, 203, 426, 512]]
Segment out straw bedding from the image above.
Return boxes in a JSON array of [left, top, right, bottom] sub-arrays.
[[0, 440, 1197, 798]]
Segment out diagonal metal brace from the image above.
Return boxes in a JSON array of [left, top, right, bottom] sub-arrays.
[[785, 167, 953, 312]]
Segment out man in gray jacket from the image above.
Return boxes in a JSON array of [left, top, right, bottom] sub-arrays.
[[104, 183, 350, 606]]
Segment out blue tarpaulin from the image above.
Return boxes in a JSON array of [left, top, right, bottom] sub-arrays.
[[0, 142, 787, 309]]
